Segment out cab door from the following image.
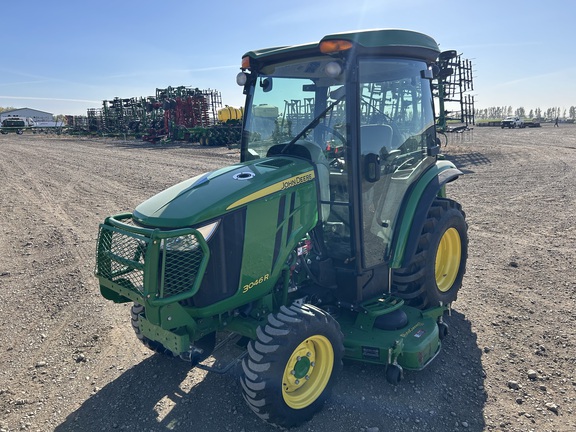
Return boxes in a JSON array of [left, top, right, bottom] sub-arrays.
[[358, 58, 437, 269]]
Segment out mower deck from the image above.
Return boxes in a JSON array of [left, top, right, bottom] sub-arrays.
[[337, 297, 446, 370]]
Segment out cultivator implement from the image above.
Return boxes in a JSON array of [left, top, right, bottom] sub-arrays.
[[154, 86, 218, 142], [64, 115, 91, 134], [434, 51, 475, 132], [76, 85, 241, 146]]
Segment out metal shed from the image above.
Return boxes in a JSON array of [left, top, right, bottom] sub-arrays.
[[0, 108, 53, 123]]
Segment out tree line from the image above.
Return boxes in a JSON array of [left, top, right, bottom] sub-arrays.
[[476, 106, 576, 120]]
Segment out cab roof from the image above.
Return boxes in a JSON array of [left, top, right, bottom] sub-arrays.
[[243, 29, 441, 65]]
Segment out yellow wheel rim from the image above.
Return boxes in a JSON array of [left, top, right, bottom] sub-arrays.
[[282, 335, 334, 409], [435, 227, 462, 292]]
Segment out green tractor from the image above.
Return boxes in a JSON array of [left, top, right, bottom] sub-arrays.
[[95, 28, 468, 427]]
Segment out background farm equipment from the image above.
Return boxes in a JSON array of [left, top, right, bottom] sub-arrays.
[[185, 106, 244, 146], [434, 51, 475, 134], [75, 86, 241, 146]]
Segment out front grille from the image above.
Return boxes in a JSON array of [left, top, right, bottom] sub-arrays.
[[95, 216, 209, 305], [160, 237, 204, 298], [96, 225, 147, 295]]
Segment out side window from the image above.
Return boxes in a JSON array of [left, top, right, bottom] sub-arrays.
[[359, 59, 435, 268], [360, 77, 434, 155]]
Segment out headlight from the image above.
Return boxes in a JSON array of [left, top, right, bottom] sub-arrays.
[[195, 220, 220, 242], [236, 72, 248, 86], [163, 220, 220, 252], [325, 61, 343, 78]]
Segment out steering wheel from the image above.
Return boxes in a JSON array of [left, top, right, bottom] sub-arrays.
[[313, 123, 346, 167], [309, 124, 345, 172], [314, 123, 347, 148]]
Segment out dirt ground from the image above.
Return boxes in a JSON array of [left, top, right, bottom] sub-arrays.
[[0, 124, 575, 432]]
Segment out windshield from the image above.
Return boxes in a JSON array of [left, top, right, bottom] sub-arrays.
[[242, 57, 347, 161]]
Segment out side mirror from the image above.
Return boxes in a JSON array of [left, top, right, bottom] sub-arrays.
[[420, 69, 434, 80], [439, 50, 457, 61], [260, 77, 273, 93], [364, 153, 381, 183]]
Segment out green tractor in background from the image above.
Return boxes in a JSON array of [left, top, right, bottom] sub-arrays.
[[95, 28, 468, 428]]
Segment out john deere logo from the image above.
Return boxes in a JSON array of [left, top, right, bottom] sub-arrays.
[[227, 170, 315, 210], [281, 172, 314, 190]]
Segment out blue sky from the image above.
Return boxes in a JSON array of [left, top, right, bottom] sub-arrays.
[[0, 0, 573, 116]]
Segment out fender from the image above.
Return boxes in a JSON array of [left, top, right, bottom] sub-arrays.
[[390, 160, 462, 268]]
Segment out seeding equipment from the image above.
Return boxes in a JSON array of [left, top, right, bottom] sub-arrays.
[[95, 28, 470, 427]]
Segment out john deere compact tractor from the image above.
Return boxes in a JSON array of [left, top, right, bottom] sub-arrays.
[[96, 29, 468, 427]]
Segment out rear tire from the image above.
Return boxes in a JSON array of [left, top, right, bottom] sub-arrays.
[[392, 198, 468, 309], [240, 303, 344, 428]]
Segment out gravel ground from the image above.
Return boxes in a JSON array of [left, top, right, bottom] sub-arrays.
[[0, 125, 575, 432]]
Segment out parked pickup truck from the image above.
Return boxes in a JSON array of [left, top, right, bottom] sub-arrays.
[[501, 116, 524, 129], [0, 118, 26, 134]]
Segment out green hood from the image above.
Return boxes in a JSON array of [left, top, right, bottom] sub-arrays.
[[132, 156, 317, 229]]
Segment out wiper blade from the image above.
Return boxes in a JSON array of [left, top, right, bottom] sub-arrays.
[[281, 94, 345, 154]]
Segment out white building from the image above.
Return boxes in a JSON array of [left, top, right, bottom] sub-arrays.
[[0, 108, 53, 123]]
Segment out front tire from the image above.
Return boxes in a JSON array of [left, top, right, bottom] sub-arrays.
[[131, 303, 175, 356], [392, 198, 468, 309], [240, 303, 344, 428]]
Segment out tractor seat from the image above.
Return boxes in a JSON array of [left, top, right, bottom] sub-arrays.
[[360, 124, 394, 157], [373, 308, 409, 331]]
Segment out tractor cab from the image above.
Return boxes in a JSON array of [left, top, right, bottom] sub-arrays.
[[238, 30, 445, 303]]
